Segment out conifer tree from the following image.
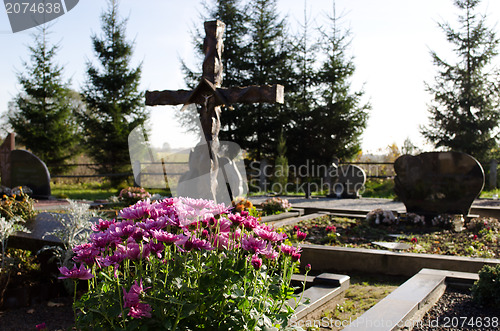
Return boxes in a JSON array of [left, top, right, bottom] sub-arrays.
[[273, 130, 289, 190], [285, 1, 321, 165], [299, 4, 369, 165], [421, 0, 500, 163], [240, 0, 291, 160], [80, 0, 147, 185], [8, 26, 80, 174], [182, 0, 369, 167]]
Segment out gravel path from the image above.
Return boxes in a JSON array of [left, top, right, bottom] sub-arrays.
[[413, 288, 500, 331]]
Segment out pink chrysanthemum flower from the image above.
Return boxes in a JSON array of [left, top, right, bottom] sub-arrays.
[[261, 243, 279, 260], [122, 280, 152, 318], [241, 235, 267, 254], [251, 254, 263, 270], [228, 213, 244, 227], [90, 231, 114, 249], [91, 218, 115, 232], [218, 218, 232, 233], [107, 220, 136, 239], [58, 264, 94, 280], [296, 230, 307, 241], [291, 251, 301, 262], [253, 225, 287, 242], [129, 303, 152, 319], [280, 243, 301, 256], [73, 243, 100, 266], [150, 229, 179, 243], [242, 216, 259, 230], [119, 199, 152, 220], [184, 237, 214, 251]]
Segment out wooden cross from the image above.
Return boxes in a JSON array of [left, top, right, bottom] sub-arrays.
[[145, 20, 284, 202]]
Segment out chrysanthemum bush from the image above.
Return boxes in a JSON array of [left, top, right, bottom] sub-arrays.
[[63, 197, 305, 330]]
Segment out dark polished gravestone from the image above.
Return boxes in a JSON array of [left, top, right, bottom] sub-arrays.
[[8, 211, 99, 252], [394, 151, 484, 217], [10, 150, 51, 199], [331, 165, 366, 199]]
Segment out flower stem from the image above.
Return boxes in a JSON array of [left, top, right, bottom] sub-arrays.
[[72, 280, 77, 324]]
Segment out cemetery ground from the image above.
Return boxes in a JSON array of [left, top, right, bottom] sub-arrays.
[[283, 215, 499, 259], [1, 180, 499, 330]]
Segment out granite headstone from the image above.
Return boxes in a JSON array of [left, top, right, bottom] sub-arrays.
[[334, 164, 366, 198], [394, 151, 484, 217], [10, 150, 51, 199], [0, 133, 15, 187]]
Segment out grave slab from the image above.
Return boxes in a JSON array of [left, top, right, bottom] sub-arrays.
[[343, 269, 479, 331], [8, 211, 98, 252], [372, 242, 411, 250]]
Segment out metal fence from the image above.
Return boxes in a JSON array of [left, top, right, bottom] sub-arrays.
[[48, 161, 397, 185]]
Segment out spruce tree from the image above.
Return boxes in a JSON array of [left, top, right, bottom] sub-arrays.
[[299, 4, 369, 165], [421, 0, 500, 163], [8, 26, 80, 174], [273, 130, 289, 191], [80, 0, 147, 185], [242, 0, 291, 160], [285, 2, 321, 166]]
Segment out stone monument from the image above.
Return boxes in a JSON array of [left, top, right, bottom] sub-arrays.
[[10, 150, 51, 199], [0, 133, 15, 188], [394, 151, 484, 217], [333, 164, 366, 199]]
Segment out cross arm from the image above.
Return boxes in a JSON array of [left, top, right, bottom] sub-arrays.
[[218, 84, 284, 104], [145, 89, 192, 106]]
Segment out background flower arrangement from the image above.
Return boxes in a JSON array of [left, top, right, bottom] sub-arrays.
[[261, 197, 292, 215], [118, 187, 152, 206], [366, 208, 397, 226], [0, 187, 37, 222], [65, 197, 305, 330]]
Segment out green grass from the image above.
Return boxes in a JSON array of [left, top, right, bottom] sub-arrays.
[[248, 178, 397, 199], [361, 178, 396, 199], [51, 182, 171, 201], [51, 182, 115, 200], [480, 188, 500, 198], [50, 178, 499, 202]]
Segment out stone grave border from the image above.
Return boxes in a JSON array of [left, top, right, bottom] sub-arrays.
[[259, 208, 304, 223], [300, 244, 500, 277], [343, 268, 479, 331], [259, 204, 500, 276], [288, 273, 350, 326], [260, 206, 499, 329]]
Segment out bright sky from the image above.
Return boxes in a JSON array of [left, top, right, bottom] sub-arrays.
[[0, 0, 499, 154]]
